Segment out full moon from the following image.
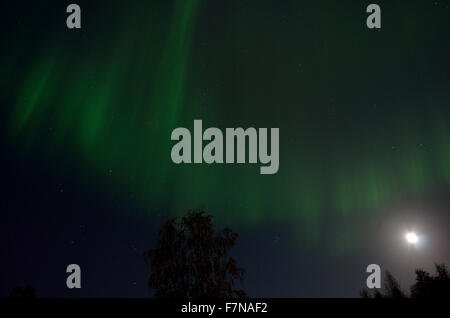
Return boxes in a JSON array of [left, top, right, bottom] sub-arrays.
[[405, 232, 419, 245]]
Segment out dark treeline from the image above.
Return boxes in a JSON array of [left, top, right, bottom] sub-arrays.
[[361, 264, 450, 298], [6, 210, 450, 299]]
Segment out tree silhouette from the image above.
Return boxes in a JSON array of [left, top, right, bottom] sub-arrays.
[[410, 264, 450, 298], [361, 264, 450, 298], [382, 271, 407, 298], [144, 210, 246, 298]]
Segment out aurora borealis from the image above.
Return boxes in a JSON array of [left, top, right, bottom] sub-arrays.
[[1, 0, 450, 297]]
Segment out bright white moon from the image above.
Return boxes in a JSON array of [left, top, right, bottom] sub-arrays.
[[405, 232, 419, 245]]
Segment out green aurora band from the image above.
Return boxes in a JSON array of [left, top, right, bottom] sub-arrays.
[[2, 1, 450, 252]]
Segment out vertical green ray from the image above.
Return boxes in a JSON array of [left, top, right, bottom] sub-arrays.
[[10, 56, 58, 133]]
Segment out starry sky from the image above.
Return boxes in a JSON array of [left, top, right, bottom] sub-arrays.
[[1, 0, 450, 297]]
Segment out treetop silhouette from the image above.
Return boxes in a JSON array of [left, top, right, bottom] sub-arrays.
[[362, 263, 450, 298], [144, 210, 246, 298]]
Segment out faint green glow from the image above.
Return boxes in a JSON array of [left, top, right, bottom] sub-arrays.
[[11, 56, 58, 132], [3, 1, 450, 252]]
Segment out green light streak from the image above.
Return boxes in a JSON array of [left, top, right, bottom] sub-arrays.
[[3, 1, 450, 252]]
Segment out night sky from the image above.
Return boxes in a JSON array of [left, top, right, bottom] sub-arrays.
[[1, 0, 450, 297]]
